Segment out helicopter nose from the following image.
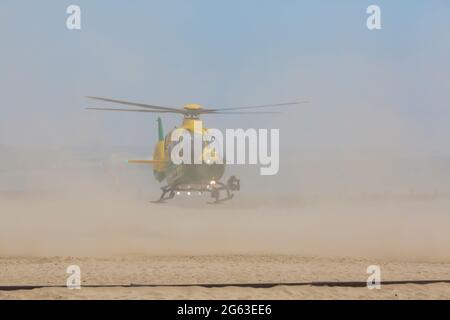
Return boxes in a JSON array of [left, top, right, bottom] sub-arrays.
[[205, 163, 225, 181], [187, 163, 225, 183]]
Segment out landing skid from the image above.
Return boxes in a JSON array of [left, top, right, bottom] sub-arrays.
[[207, 181, 234, 204], [152, 176, 240, 204], [151, 186, 175, 203]]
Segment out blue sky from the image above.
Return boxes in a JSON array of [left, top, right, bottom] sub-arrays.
[[0, 1, 449, 155]]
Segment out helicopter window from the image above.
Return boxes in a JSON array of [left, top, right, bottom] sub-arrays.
[[164, 135, 170, 148]]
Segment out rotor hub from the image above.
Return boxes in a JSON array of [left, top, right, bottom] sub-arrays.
[[183, 103, 202, 111]]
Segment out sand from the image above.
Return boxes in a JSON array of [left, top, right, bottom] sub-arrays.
[[1, 255, 450, 299], [2, 183, 450, 299]]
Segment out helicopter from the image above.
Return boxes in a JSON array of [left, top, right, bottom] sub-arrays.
[[86, 96, 307, 203]]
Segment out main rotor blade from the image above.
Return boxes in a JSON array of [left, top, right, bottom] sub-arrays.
[[86, 107, 179, 113], [86, 96, 185, 113], [204, 111, 282, 114], [207, 101, 309, 112]]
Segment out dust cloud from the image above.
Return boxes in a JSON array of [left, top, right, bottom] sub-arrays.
[[1, 4, 450, 261], [1, 145, 450, 262]]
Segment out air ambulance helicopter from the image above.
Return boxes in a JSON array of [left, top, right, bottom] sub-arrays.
[[86, 96, 306, 203]]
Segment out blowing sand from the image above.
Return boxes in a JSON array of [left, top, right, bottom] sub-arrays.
[[1, 189, 450, 299]]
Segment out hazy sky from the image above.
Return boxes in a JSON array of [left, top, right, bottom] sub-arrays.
[[0, 1, 449, 156]]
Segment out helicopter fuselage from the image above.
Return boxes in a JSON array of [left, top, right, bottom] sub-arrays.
[[152, 117, 225, 189]]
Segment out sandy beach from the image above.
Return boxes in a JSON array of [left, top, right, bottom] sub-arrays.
[[2, 182, 450, 300], [2, 0, 450, 303], [1, 255, 450, 299]]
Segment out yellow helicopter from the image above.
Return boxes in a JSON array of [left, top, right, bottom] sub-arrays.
[[86, 96, 306, 203]]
